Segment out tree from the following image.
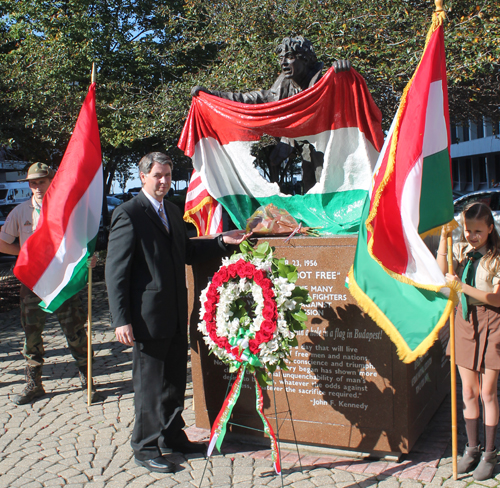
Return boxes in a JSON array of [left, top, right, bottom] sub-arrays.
[[0, 0, 216, 191]]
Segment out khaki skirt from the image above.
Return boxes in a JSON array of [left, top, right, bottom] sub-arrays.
[[446, 302, 500, 371]]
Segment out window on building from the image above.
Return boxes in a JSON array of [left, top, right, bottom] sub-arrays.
[[451, 125, 458, 144], [452, 159, 458, 186], [494, 156, 500, 187], [465, 158, 472, 190], [478, 157, 487, 188], [476, 120, 484, 139], [462, 123, 470, 142]]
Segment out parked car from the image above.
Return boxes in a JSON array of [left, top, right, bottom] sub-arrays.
[[95, 196, 125, 251], [0, 207, 17, 263], [110, 193, 133, 203], [0, 182, 31, 207], [106, 195, 123, 214]]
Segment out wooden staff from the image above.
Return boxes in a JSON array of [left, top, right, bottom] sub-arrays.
[[87, 261, 93, 406], [447, 234, 457, 479], [87, 62, 96, 406]]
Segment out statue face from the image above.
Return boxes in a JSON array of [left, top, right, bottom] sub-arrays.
[[279, 51, 307, 82]]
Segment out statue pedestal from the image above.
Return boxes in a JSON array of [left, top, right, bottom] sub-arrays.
[[188, 235, 450, 456]]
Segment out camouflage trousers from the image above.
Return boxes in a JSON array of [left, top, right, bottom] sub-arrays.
[[20, 285, 90, 368]]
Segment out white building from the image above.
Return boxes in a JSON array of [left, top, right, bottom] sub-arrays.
[[0, 160, 30, 182], [451, 119, 500, 193]]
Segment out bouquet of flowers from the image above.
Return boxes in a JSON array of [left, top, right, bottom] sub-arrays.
[[245, 203, 320, 236]]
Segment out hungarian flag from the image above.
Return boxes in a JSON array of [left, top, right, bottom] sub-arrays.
[[184, 169, 223, 236], [14, 83, 102, 313], [347, 18, 459, 363], [178, 68, 384, 235]]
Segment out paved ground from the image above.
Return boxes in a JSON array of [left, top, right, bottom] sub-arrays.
[[1, 280, 500, 487]]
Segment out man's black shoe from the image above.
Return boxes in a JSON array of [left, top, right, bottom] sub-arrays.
[[135, 456, 175, 473]]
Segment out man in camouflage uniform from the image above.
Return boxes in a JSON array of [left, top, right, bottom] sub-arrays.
[[0, 162, 99, 404]]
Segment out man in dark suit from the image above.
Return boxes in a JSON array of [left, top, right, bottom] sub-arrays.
[[105, 152, 248, 473]]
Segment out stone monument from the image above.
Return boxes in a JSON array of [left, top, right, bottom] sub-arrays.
[[187, 235, 450, 456]]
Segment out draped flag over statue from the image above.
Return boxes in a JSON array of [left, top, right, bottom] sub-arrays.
[[347, 16, 459, 363], [184, 169, 223, 236], [178, 68, 384, 235], [14, 83, 102, 313]]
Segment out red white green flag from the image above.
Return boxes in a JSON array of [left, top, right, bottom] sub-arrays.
[[178, 68, 384, 235], [14, 83, 102, 313], [347, 16, 459, 363]]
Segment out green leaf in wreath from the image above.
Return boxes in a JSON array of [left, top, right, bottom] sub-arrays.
[[255, 368, 272, 388], [277, 262, 289, 278], [292, 310, 308, 322], [255, 241, 270, 256], [239, 240, 253, 255], [289, 336, 299, 347], [287, 271, 298, 283]]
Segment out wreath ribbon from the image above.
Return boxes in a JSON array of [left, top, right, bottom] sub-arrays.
[[207, 363, 281, 474], [228, 328, 263, 367]]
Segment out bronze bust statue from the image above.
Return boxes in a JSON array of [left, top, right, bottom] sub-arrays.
[[192, 36, 351, 193]]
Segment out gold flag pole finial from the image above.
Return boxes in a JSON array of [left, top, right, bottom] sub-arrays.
[[91, 63, 96, 84], [434, 0, 447, 25]]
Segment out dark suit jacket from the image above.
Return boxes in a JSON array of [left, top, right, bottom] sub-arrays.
[[105, 190, 224, 342]]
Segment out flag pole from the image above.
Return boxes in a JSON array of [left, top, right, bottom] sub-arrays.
[[433, 0, 456, 478], [87, 62, 96, 407], [447, 234, 458, 479]]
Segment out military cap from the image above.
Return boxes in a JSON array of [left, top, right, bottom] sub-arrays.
[[19, 162, 55, 181]]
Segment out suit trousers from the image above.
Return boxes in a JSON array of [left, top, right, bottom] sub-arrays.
[[131, 330, 188, 460]]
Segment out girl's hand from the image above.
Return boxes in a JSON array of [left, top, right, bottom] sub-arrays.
[[445, 272, 461, 285], [440, 225, 450, 242]]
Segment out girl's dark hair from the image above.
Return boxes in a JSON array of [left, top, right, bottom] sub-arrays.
[[462, 201, 500, 273]]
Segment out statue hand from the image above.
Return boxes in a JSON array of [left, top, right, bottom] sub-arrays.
[[191, 85, 210, 97], [333, 59, 351, 73]]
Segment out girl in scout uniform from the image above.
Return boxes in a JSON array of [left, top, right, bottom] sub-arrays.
[[437, 202, 500, 481]]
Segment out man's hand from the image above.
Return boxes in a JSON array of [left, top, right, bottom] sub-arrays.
[[191, 86, 211, 97], [222, 230, 252, 246], [115, 324, 135, 347], [333, 59, 351, 73]]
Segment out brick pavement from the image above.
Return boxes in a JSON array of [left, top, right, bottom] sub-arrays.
[[1, 281, 500, 487]]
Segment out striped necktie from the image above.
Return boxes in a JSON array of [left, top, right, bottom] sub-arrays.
[[158, 203, 170, 233], [461, 250, 483, 320]]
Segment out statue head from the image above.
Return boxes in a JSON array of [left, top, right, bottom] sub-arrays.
[[276, 36, 318, 83]]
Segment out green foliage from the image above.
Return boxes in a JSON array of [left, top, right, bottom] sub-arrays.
[[0, 0, 497, 192], [0, 0, 195, 185]]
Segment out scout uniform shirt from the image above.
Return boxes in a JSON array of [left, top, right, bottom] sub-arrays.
[[0, 197, 42, 247], [453, 242, 500, 306]]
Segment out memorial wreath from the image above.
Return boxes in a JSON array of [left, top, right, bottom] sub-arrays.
[[198, 241, 311, 473]]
